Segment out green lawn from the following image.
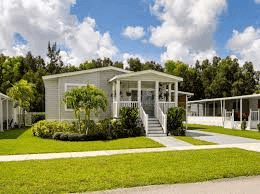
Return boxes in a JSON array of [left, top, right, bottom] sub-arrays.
[[0, 128, 163, 155], [188, 124, 260, 140], [0, 148, 259, 193], [174, 136, 217, 145]]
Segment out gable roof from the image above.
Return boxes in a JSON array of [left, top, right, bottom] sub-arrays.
[[109, 70, 183, 82], [0, 93, 11, 101], [42, 66, 132, 80]]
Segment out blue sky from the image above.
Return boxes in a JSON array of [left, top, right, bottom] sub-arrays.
[[1, 0, 260, 69]]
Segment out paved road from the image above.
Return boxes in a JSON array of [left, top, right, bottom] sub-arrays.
[[88, 176, 260, 194], [186, 130, 260, 144]]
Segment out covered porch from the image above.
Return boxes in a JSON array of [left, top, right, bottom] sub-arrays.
[[109, 70, 184, 135], [0, 93, 20, 131], [187, 94, 260, 130]]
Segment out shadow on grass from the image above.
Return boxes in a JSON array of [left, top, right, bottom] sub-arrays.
[[0, 128, 29, 139]]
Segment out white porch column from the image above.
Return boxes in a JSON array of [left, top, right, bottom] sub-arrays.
[[116, 80, 120, 117], [155, 81, 159, 117], [205, 102, 206, 116], [220, 100, 223, 116], [213, 101, 215, 117], [240, 98, 242, 123], [6, 99, 8, 130], [138, 80, 141, 105], [168, 83, 171, 102], [0, 100, 3, 132], [112, 82, 115, 102], [174, 82, 178, 107]]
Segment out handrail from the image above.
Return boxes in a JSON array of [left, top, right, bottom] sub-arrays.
[[158, 102, 175, 114], [139, 102, 148, 135], [155, 102, 167, 134]]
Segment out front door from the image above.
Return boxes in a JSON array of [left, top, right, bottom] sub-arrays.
[[142, 90, 154, 116]]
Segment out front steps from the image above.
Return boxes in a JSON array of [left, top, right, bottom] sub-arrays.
[[147, 117, 167, 137]]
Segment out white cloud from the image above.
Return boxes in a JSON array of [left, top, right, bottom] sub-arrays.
[[122, 53, 146, 68], [255, 0, 260, 4], [122, 26, 145, 40], [149, 0, 227, 64], [227, 26, 260, 69], [0, 0, 118, 65]]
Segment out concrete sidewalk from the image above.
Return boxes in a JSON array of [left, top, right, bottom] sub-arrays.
[[88, 176, 260, 194], [0, 142, 260, 162]]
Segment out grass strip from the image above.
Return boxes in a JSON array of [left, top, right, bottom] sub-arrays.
[[188, 124, 260, 140], [0, 128, 163, 155], [174, 136, 217, 145], [0, 148, 259, 193]]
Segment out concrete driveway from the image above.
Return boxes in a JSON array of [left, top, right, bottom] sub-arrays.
[[186, 130, 260, 145], [87, 176, 260, 194]]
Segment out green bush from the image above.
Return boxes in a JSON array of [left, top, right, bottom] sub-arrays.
[[167, 107, 186, 136], [241, 119, 247, 130], [120, 107, 139, 129], [32, 113, 45, 124], [31, 120, 77, 138], [257, 123, 260, 132]]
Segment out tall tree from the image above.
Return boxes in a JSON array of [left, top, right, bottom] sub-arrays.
[[46, 41, 63, 74]]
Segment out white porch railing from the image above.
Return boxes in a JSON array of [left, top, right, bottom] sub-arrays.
[[155, 102, 167, 134], [224, 109, 234, 121], [139, 102, 148, 135], [113, 101, 138, 117], [158, 102, 175, 114]]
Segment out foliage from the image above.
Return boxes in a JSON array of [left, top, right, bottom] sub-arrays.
[[31, 120, 77, 138], [7, 79, 35, 126], [31, 113, 45, 124], [120, 107, 139, 129], [63, 84, 108, 134], [167, 107, 186, 136], [46, 41, 64, 74], [241, 119, 247, 130], [257, 123, 260, 132]]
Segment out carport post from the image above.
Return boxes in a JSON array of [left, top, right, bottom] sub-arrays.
[[240, 98, 242, 123], [0, 99, 3, 132], [6, 99, 8, 130]]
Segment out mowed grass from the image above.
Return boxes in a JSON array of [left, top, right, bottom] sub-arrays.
[[188, 124, 260, 140], [174, 136, 217, 145], [0, 128, 163, 155], [0, 148, 260, 193]]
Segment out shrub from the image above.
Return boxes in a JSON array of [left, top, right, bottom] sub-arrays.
[[53, 132, 63, 140], [167, 107, 186, 136], [257, 123, 260, 132], [31, 120, 77, 138], [60, 133, 68, 141], [32, 113, 45, 124], [120, 107, 139, 130], [241, 119, 247, 130]]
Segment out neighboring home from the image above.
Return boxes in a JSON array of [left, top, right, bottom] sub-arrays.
[[187, 94, 260, 130], [43, 66, 193, 136], [0, 93, 20, 131]]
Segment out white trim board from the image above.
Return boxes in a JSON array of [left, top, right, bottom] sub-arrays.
[[43, 66, 132, 80]]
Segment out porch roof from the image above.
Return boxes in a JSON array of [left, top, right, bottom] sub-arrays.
[[188, 93, 260, 104], [0, 93, 10, 101], [109, 70, 183, 83]]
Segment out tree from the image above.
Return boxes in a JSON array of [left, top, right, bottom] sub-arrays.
[[46, 41, 63, 74], [127, 58, 143, 72], [63, 84, 108, 134], [7, 79, 35, 126]]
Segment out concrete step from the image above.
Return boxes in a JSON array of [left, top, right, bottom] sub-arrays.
[[148, 118, 158, 121], [147, 133, 167, 137], [148, 120, 160, 124], [148, 124, 161, 127], [148, 127, 163, 131]]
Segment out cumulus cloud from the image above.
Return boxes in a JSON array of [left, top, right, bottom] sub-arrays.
[[0, 0, 118, 65], [227, 26, 260, 69], [122, 53, 146, 68], [255, 0, 260, 3], [122, 26, 145, 40], [149, 0, 227, 64]]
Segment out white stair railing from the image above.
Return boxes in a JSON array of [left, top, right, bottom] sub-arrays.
[[139, 102, 148, 135], [155, 103, 167, 134], [158, 102, 175, 114]]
